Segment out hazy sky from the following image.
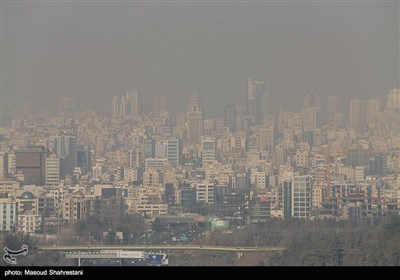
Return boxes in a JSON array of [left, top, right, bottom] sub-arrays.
[[2, 0, 399, 117]]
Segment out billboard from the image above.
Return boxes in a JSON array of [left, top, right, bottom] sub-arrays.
[[211, 220, 229, 229], [118, 251, 144, 259], [147, 254, 169, 266], [194, 215, 207, 222]]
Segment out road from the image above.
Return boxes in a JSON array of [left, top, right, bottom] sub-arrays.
[[40, 244, 284, 252]]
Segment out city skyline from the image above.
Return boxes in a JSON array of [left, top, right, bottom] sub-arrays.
[[1, 0, 400, 267], [2, 1, 398, 118]]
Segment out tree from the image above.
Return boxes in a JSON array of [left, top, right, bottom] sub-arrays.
[[152, 217, 164, 232]]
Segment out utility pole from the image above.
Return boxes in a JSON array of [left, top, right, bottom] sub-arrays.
[[57, 205, 60, 246]]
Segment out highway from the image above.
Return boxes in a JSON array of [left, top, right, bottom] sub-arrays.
[[40, 245, 285, 252]]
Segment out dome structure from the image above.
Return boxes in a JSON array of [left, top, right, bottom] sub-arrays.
[[20, 191, 35, 199]]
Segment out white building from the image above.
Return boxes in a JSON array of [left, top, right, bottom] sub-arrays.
[[201, 136, 217, 162], [196, 181, 215, 204], [0, 198, 16, 233], [292, 175, 313, 219]]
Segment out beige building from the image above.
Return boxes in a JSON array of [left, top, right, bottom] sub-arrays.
[[18, 213, 42, 233]]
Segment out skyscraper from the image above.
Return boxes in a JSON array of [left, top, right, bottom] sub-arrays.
[[53, 135, 77, 180], [45, 154, 60, 186], [77, 145, 92, 174], [282, 177, 292, 220], [58, 96, 77, 115], [302, 106, 317, 130], [247, 77, 268, 125], [153, 94, 167, 113], [143, 139, 155, 159], [15, 146, 47, 186], [327, 96, 338, 125], [302, 93, 320, 128], [223, 105, 236, 133], [386, 87, 400, 110], [259, 126, 274, 153], [349, 99, 367, 131], [126, 89, 143, 116], [112, 95, 127, 117], [187, 91, 204, 145], [167, 137, 182, 166], [0, 152, 8, 179], [303, 93, 320, 109], [366, 98, 381, 124], [292, 175, 313, 219], [201, 136, 217, 162]]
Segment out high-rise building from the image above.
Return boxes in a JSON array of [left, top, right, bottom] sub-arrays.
[[58, 96, 77, 115], [0, 152, 9, 179], [167, 137, 182, 166], [292, 175, 313, 219], [302, 106, 317, 130], [0, 198, 17, 233], [143, 139, 155, 159], [259, 126, 274, 153], [282, 178, 292, 220], [187, 91, 204, 145], [247, 77, 268, 124], [303, 93, 320, 109], [201, 136, 217, 162], [196, 181, 215, 204], [15, 146, 47, 186], [231, 173, 249, 192], [303, 93, 320, 128], [386, 87, 400, 110], [223, 105, 236, 133], [349, 99, 366, 131], [327, 96, 338, 124], [77, 145, 92, 174], [153, 95, 167, 113], [155, 140, 168, 159], [126, 89, 143, 116], [366, 98, 381, 124], [112, 95, 127, 117], [54, 135, 77, 180], [45, 154, 59, 186]]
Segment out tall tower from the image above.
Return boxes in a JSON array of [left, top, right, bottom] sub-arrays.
[[45, 154, 60, 186], [112, 95, 127, 117], [386, 87, 400, 110], [153, 95, 167, 113], [167, 137, 182, 166], [223, 105, 236, 133], [349, 99, 366, 131], [58, 96, 77, 115], [201, 136, 217, 162], [126, 90, 143, 116], [366, 98, 381, 124], [302, 93, 320, 128], [327, 96, 338, 125], [302, 106, 317, 130], [247, 77, 268, 125], [54, 134, 77, 180], [187, 91, 204, 145], [282, 176, 292, 220], [292, 175, 313, 219], [259, 126, 274, 153], [303, 93, 320, 109]]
